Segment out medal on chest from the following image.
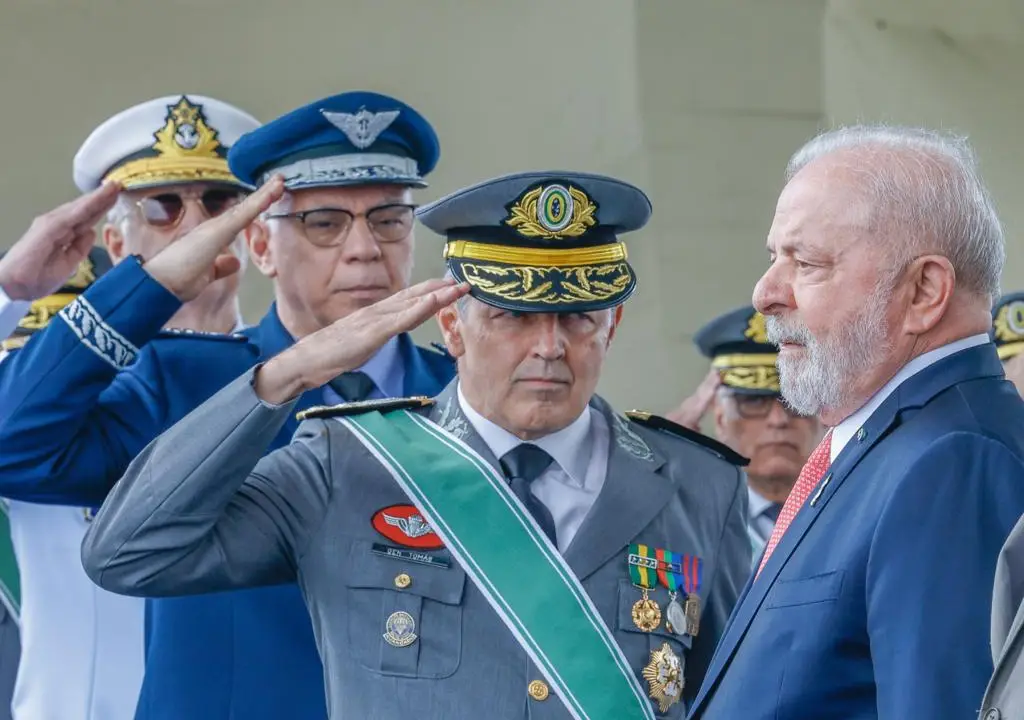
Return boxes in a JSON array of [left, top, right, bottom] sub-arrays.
[[627, 543, 704, 637], [627, 544, 662, 631]]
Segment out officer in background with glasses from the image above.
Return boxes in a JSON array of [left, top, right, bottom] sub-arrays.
[[0, 91, 455, 720], [679, 306, 823, 559]]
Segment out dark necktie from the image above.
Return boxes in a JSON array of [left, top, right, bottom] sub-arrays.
[[499, 444, 558, 546], [763, 502, 783, 523], [328, 371, 376, 403]]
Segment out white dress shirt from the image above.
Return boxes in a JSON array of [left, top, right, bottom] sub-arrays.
[[830, 333, 991, 463], [746, 486, 778, 558], [457, 385, 609, 553]]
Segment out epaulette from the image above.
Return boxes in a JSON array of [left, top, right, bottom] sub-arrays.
[[297, 396, 435, 421], [156, 329, 250, 343], [625, 410, 749, 467], [0, 337, 27, 352]]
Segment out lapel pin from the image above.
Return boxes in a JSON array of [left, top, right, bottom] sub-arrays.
[[809, 473, 832, 507]]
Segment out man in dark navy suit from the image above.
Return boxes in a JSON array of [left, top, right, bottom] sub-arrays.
[[689, 125, 1024, 720], [0, 92, 456, 720]]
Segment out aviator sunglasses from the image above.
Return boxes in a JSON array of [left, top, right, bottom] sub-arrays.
[[134, 188, 244, 228]]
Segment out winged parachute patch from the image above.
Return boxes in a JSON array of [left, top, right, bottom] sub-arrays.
[[626, 411, 749, 466], [296, 396, 434, 422]]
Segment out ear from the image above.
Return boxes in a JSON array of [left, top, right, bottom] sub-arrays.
[[436, 303, 466, 358], [246, 220, 277, 279], [102, 223, 127, 263], [902, 254, 956, 335], [712, 395, 728, 438]]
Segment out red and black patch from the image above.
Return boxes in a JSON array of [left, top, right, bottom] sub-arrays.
[[371, 504, 444, 550]]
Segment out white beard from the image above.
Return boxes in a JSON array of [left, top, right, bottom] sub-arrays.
[[766, 288, 892, 417]]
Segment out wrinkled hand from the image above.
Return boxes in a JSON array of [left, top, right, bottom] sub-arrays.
[[143, 176, 284, 302], [665, 367, 721, 430], [0, 182, 121, 301], [255, 278, 471, 405], [1005, 353, 1024, 398]]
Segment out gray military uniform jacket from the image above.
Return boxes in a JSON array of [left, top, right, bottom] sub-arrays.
[[979, 512, 1024, 720], [82, 370, 751, 719]]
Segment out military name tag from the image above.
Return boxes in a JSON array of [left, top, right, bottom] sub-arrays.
[[371, 543, 451, 569]]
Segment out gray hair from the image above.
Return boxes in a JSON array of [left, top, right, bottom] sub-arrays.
[[786, 125, 1004, 303]]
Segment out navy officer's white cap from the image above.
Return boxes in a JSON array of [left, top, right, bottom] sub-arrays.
[[73, 94, 261, 193], [227, 91, 440, 191]]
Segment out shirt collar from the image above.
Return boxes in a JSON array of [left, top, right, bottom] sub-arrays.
[[830, 333, 990, 462], [456, 383, 594, 488], [359, 335, 404, 399], [746, 485, 775, 521]]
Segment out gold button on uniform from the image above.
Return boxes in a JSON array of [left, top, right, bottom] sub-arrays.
[[394, 573, 411, 589], [527, 680, 549, 701]]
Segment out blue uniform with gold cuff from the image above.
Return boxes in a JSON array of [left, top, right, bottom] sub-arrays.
[[0, 91, 453, 720]]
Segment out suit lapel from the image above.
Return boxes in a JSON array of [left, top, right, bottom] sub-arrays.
[[691, 343, 1007, 715], [563, 397, 672, 582]]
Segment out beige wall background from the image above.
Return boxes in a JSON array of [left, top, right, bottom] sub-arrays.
[[0, 0, 1020, 411]]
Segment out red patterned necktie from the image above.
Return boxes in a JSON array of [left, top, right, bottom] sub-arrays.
[[756, 430, 833, 577]]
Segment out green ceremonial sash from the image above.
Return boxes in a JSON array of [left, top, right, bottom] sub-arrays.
[[0, 503, 21, 624], [339, 410, 656, 720]]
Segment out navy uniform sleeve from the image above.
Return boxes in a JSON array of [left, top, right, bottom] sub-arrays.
[[867, 432, 1024, 719], [0, 257, 181, 505]]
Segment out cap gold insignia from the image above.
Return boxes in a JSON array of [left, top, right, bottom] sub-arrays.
[[994, 301, 1024, 344], [152, 97, 223, 159], [505, 183, 597, 239], [745, 311, 768, 344], [642, 642, 684, 713]]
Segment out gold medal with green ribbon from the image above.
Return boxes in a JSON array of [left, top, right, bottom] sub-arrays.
[[627, 543, 661, 632]]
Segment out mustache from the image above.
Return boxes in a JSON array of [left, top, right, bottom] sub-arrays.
[[765, 315, 815, 346]]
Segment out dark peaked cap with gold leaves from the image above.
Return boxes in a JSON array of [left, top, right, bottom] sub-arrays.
[[694, 305, 780, 395], [992, 291, 1024, 362], [417, 171, 651, 313]]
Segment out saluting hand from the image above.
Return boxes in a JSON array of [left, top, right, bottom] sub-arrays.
[[143, 175, 285, 302], [0, 182, 121, 301], [665, 367, 721, 431], [255, 278, 471, 405]]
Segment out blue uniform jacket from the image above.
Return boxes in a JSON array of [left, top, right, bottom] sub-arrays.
[[0, 256, 456, 720], [689, 343, 1024, 720]]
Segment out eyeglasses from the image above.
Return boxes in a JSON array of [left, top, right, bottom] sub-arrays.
[[134, 188, 244, 228], [730, 394, 805, 420], [263, 203, 417, 248]]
